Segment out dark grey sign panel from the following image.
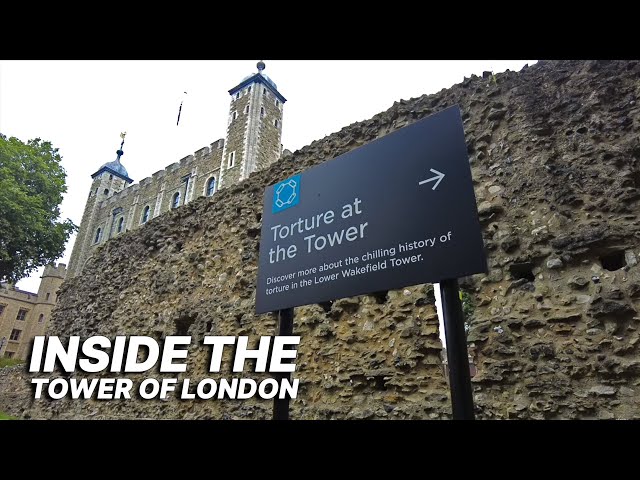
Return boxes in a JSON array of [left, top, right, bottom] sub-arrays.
[[256, 105, 487, 314]]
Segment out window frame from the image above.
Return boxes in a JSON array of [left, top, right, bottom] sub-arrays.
[[206, 177, 216, 196], [141, 205, 150, 224]]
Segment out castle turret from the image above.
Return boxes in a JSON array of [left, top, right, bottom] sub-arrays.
[[68, 134, 133, 277], [219, 61, 286, 189]]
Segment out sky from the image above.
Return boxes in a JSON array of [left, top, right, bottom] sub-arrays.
[[0, 60, 536, 297]]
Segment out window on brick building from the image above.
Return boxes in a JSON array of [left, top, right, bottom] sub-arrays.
[[232, 111, 237, 121], [263, 88, 267, 95], [39, 314, 45, 323], [228, 151, 236, 168], [206, 177, 216, 196], [9, 329, 21, 341], [275, 99, 279, 107], [117, 217, 124, 233], [94, 228, 102, 244], [275, 119, 279, 128], [260, 107, 265, 118], [16, 309, 28, 321], [172, 192, 180, 209], [245, 104, 250, 114]]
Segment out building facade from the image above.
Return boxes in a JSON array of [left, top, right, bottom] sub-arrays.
[[0, 263, 67, 360], [67, 62, 286, 277]]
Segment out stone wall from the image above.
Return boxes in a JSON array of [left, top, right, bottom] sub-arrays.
[[2, 60, 640, 419], [255, 88, 283, 171], [221, 88, 250, 187]]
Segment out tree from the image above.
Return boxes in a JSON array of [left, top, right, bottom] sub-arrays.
[[0, 134, 77, 283]]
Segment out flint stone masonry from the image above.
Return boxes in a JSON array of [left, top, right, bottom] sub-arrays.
[[2, 60, 640, 419]]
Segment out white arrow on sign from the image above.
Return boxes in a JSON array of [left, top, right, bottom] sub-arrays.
[[418, 169, 445, 190]]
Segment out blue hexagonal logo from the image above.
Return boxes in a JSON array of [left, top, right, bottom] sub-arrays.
[[272, 174, 301, 214]]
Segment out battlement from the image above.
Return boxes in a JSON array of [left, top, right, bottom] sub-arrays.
[[94, 139, 225, 208], [43, 263, 67, 279]]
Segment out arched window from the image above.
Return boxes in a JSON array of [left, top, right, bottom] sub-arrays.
[[172, 192, 180, 209], [117, 217, 124, 233], [103, 188, 109, 196], [38, 314, 44, 323], [206, 177, 216, 197], [245, 104, 250, 114], [94, 228, 102, 244], [141, 206, 150, 224], [260, 106, 265, 118]]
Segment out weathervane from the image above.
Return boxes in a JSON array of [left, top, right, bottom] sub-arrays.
[[116, 131, 126, 162]]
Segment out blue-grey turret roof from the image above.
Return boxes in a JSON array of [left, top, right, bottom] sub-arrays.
[[91, 134, 134, 184], [229, 61, 287, 104]]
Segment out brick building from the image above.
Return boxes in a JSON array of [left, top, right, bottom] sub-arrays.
[[0, 263, 67, 360]]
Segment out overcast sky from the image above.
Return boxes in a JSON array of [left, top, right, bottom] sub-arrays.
[[0, 60, 536, 294]]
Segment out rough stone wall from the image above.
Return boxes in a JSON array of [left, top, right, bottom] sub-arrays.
[[3, 60, 640, 420]]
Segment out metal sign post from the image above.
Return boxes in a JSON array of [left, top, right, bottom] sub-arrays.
[[440, 279, 475, 420], [272, 307, 294, 420]]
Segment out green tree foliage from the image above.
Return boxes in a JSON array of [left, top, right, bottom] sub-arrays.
[[0, 134, 76, 282]]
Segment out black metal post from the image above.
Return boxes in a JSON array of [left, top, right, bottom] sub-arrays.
[[272, 307, 294, 420], [440, 278, 475, 420]]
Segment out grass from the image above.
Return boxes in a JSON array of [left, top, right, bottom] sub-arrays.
[[0, 358, 24, 368], [0, 411, 16, 420]]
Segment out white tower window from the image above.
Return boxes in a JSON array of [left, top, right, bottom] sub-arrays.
[[232, 111, 238, 121], [275, 99, 279, 107], [274, 119, 279, 128], [206, 177, 216, 196], [260, 107, 265, 118], [236, 92, 240, 99], [228, 151, 236, 168], [245, 104, 250, 114], [141, 205, 150, 224]]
